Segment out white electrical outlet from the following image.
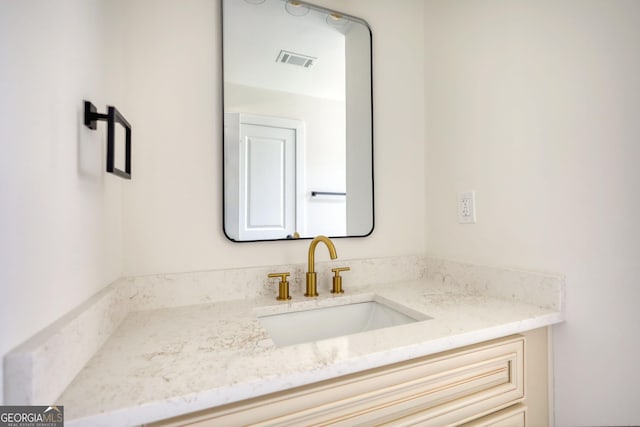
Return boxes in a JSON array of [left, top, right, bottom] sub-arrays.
[[458, 191, 476, 224]]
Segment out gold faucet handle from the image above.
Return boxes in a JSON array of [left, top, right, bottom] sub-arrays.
[[331, 267, 350, 294], [267, 272, 292, 301]]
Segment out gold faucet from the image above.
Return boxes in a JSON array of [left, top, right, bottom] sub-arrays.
[[305, 235, 337, 297]]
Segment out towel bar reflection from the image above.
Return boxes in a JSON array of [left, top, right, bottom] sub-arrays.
[[311, 191, 346, 197], [83, 100, 132, 180]]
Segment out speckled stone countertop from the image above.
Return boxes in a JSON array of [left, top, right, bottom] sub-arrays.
[[59, 278, 564, 426]]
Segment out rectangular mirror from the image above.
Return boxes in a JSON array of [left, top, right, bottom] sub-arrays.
[[222, 0, 374, 242]]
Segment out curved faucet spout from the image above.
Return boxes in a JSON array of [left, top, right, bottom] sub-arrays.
[[307, 235, 337, 274], [305, 235, 338, 297]]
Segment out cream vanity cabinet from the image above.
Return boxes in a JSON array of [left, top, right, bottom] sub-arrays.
[[149, 328, 549, 427]]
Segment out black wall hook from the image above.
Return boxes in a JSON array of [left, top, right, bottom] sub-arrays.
[[84, 100, 132, 180]]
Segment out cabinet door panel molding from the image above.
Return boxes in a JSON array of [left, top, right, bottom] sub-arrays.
[[149, 334, 531, 427]]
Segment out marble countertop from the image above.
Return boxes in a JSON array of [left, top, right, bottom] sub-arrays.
[[59, 278, 564, 426]]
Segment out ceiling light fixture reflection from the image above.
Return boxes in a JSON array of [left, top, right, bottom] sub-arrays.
[[243, 0, 266, 4], [326, 12, 348, 28], [285, 0, 310, 16]]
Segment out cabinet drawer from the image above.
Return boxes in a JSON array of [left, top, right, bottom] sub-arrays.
[[150, 336, 524, 427], [461, 403, 526, 427]]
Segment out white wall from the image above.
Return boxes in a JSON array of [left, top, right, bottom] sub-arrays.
[[120, 0, 426, 275], [0, 0, 124, 404], [423, 1, 640, 425]]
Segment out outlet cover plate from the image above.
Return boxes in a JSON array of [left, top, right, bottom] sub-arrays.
[[458, 191, 476, 224]]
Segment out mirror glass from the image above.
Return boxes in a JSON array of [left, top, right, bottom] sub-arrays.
[[222, 0, 374, 242]]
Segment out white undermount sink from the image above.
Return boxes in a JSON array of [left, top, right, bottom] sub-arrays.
[[257, 298, 431, 347]]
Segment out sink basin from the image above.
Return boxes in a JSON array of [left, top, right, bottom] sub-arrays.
[[257, 299, 429, 347]]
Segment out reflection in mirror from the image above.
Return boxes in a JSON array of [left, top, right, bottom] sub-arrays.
[[222, 0, 373, 242]]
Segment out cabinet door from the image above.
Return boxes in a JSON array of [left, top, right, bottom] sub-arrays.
[[149, 336, 525, 427], [373, 339, 525, 427]]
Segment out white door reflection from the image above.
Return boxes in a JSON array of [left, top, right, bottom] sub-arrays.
[[225, 113, 305, 240], [225, 112, 348, 241]]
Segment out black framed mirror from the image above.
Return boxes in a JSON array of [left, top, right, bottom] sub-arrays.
[[222, 0, 373, 241]]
